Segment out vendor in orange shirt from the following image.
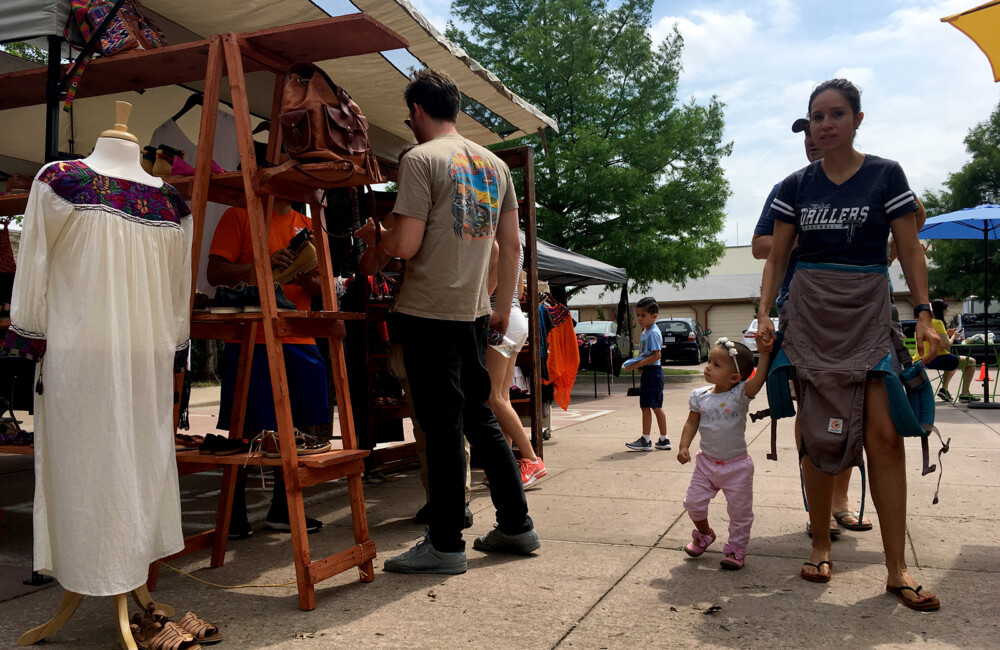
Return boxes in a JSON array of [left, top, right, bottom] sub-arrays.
[[207, 196, 335, 538]]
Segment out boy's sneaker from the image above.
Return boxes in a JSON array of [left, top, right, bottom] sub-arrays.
[[519, 458, 547, 486], [959, 394, 981, 403], [473, 526, 541, 555], [383, 536, 467, 574], [936, 388, 953, 402], [654, 437, 672, 451], [625, 436, 653, 452]]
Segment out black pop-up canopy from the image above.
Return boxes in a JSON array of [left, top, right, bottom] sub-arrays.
[[522, 232, 627, 287]]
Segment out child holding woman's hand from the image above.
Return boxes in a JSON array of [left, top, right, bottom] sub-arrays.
[[677, 337, 771, 570]]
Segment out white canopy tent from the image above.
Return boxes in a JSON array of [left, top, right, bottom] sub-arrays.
[[0, 0, 557, 173]]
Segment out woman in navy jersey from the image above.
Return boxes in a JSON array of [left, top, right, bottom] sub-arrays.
[[757, 79, 941, 610]]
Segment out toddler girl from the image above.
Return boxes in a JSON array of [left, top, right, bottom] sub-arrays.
[[677, 338, 770, 569]]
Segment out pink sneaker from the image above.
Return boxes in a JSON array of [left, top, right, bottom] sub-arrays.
[[720, 543, 746, 570], [519, 458, 547, 486], [684, 529, 716, 557]]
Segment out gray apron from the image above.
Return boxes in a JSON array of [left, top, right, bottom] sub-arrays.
[[783, 263, 891, 475]]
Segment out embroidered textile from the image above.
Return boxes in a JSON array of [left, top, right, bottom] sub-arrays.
[[37, 160, 189, 226]]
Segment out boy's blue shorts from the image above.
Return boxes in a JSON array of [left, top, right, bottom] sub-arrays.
[[639, 365, 664, 409]]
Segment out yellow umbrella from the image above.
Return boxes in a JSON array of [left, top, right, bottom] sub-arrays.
[[942, 1, 1000, 82]]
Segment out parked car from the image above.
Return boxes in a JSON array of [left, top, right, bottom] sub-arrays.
[[575, 320, 630, 374], [743, 317, 779, 362], [948, 312, 999, 342], [656, 318, 711, 364]]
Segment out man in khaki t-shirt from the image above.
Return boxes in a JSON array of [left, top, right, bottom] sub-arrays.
[[357, 69, 538, 574], [392, 134, 517, 320]]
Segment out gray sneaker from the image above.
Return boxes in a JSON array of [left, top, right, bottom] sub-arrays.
[[625, 436, 652, 451], [383, 536, 467, 575], [473, 526, 541, 555]]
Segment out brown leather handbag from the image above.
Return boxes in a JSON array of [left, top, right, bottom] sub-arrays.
[[274, 63, 382, 183]]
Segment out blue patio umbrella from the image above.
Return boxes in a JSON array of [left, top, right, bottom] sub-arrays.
[[920, 204, 1000, 408]]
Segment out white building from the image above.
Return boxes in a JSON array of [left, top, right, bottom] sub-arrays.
[[569, 245, 917, 343]]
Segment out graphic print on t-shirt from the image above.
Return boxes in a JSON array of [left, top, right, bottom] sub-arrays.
[[448, 151, 500, 240], [796, 202, 870, 242]]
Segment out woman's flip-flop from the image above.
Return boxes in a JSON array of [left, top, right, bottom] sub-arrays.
[[886, 584, 940, 611], [834, 510, 873, 531], [800, 560, 832, 583]]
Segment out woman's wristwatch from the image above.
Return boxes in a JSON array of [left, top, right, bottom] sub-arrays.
[[913, 303, 932, 318]]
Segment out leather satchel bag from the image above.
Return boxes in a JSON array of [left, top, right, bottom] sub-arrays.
[[274, 63, 382, 183]]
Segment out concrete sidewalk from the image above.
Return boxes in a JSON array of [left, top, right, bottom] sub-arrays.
[[1, 372, 997, 648]]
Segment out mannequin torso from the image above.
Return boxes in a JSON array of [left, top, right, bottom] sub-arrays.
[[82, 137, 162, 187]]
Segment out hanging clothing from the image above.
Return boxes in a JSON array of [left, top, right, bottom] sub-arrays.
[[0, 218, 15, 273], [0, 218, 15, 309], [2, 160, 192, 596], [150, 115, 239, 297], [541, 300, 579, 410]]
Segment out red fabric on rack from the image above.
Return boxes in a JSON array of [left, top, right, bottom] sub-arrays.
[[543, 312, 580, 410], [0, 221, 15, 273]]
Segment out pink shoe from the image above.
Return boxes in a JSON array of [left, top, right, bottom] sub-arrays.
[[684, 529, 716, 557], [720, 543, 746, 570]]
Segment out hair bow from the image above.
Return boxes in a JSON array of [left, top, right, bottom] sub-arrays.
[[715, 337, 740, 374], [715, 337, 738, 357]]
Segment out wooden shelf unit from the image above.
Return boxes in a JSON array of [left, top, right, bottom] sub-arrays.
[[136, 18, 410, 611]]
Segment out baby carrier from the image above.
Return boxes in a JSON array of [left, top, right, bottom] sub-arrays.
[[764, 263, 950, 516]]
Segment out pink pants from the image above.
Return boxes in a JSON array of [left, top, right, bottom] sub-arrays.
[[682, 451, 754, 553]]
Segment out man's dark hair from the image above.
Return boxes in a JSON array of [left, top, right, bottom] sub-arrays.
[[404, 68, 461, 122], [636, 297, 658, 315]]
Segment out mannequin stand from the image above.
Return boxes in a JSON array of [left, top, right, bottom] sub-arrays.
[[18, 585, 173, 648]]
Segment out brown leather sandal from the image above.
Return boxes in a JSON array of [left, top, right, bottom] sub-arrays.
[[131, 609, 202, 650], [177, 611, 223, 645]]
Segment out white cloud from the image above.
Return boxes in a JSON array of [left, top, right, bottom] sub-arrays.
[[652, 9, 758, 79]]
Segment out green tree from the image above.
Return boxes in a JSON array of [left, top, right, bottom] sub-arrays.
[[0, 41, 47, 64], [445, 0, 731, 289], [924, 101, 1000, 305]]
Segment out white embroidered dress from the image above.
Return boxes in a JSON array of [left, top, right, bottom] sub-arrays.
[[4, 160, 191, 595]]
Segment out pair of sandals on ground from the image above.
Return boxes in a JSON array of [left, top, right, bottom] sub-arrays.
[[800, 509, 940, 611], [130, 602, 222, 649]]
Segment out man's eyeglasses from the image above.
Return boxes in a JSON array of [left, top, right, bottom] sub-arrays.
[[404, 118, 411, 130]]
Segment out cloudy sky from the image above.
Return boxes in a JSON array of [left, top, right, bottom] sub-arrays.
[[406, 0, 1000, 246]]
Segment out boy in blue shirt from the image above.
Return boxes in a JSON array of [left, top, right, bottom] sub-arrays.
[[624, 297, 670, 451]]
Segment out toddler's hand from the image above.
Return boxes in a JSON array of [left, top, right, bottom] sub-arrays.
[[677, 448, 690, 464]]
